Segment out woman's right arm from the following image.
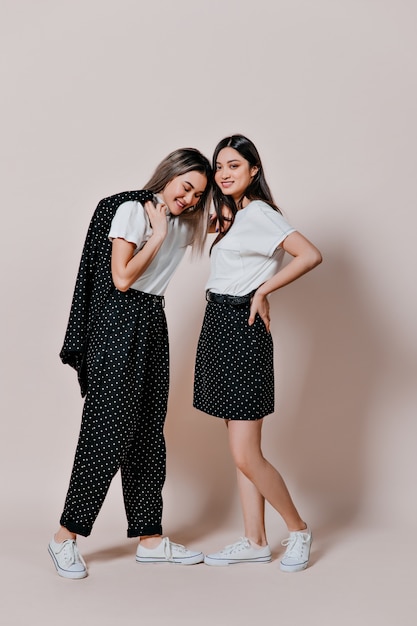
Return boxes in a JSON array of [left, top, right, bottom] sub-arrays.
[[111, 201, 168, 292]]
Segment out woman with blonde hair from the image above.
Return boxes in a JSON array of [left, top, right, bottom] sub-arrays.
[[50, 147, 212, 578]]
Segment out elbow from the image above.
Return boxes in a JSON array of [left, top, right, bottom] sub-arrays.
[[308, 246, 323, 270], [112, 275, 131, 292], [312, 249, 323, 268]]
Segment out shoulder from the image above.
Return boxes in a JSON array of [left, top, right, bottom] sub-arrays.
[[242, 200, 280, 222], [99, 189, 154, 208], [113, 200, 143, 216], [244, 200, 294, 232], [246, 199, 277, 215], [93, 190, 153, 222], [92, 190, 152, 225], [110, 198, 150, 230]]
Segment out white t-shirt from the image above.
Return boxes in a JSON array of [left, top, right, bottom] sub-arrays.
[[206, 200, 296, 296], [108, 200, 193, 295]]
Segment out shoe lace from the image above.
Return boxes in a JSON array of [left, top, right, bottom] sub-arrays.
[[162, 538, 187, 560], [62, 541, 85, 567], [221, 537, 251, 555], [281, 532, 309, 558]]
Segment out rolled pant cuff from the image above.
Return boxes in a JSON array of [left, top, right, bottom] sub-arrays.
[[59, 517, 92, 537], [127, 524, 163, 538]]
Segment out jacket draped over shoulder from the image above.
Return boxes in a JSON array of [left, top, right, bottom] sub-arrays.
[[59, 189, 154, 396]]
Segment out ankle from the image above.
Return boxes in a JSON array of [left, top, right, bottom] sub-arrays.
[[138, 535, 163, 549], [54, 527, 76, 543], [247, 536, 268, 548], [287, 522, 308, 533]]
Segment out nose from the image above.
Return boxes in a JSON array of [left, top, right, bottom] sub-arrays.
[[184, 192, 195, 207], [221, 168, 230, 180]]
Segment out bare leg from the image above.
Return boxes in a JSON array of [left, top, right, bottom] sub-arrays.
[[54, 527, 165, 546], [54, 526, 76, 542], [139, 535, 163, 548], [236, 468, 267, 545], [227, 420, 306, 533]]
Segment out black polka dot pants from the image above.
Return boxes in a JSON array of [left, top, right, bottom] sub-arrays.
[[60, 289, 169, 538], [193, 301, 275, 420]]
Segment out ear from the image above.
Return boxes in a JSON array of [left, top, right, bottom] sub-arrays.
[[250, 166, 259, 177]]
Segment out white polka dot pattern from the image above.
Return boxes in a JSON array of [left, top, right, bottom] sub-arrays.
[[60, 289, 169, 538], [193, 302, 275, 420], [60, 190, 154, 397]]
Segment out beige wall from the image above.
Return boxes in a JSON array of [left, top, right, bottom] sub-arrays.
[[1, 0, 416, 543]]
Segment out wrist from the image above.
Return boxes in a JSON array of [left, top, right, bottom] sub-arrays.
[[255, 286, 268, 298], [150, 231, 166, 244]]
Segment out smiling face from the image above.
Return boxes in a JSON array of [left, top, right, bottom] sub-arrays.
[[214, 147, 258, 204], [161, 171, 207, 216]]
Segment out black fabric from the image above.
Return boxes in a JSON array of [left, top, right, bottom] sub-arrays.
[[60, 289, 169, 538], [59, 190, 154, 396], [193, 302, 275, 420], [206, 290, 255, 307]]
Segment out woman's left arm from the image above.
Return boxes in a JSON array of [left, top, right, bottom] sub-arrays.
[[248, 231, 322, 330]]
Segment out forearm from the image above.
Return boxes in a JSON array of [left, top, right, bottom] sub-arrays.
[[257, 230, 322, 297], [256, 253, 321, 297], [111, 233, 165, 292]]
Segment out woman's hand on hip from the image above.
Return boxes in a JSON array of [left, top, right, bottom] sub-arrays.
[[248, 291, 270, 332]]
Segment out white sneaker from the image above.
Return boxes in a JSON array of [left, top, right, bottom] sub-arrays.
[[279, 528, 312, 572], [136, 537, 204, 565], [48, 538, 88, 579], [204, 537, 272, 566]]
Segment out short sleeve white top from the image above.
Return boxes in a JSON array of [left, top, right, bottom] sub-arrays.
[[108, 200, 193, 295], [206, 200, 296, 296]]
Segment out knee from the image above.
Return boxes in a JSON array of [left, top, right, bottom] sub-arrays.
[[228, 422, 264, 479], [231, 449, 257, 479]]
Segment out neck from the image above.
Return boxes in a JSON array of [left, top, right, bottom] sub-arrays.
[[234, 195, 250, 209]]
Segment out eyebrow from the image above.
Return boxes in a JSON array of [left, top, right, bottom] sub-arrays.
[[216, 159, 241, 165], [184, 180, 195, 189]]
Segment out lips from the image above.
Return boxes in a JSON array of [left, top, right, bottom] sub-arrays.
[[221, 181, 233, 188]]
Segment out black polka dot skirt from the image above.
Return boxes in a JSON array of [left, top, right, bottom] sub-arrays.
[[193, 301, 275, 420], [60, 289, 169, 538]]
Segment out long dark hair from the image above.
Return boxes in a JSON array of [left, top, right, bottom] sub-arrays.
[[212, 135, 281, 247], [144, 147, 212, 253]]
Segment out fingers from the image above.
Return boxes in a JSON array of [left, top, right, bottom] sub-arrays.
[[144, 200, 167, 214], [249, 312, 270, 331], [248, 296, 271, 332], [144, 201, 168, 238], [144, 201, 168, 223], [263, 315, 271, 333], [248, 303, 257, 327], [208, 213, 218, 234]]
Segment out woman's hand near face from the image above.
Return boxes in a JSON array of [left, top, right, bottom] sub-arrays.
[[208, 212, 218, 233], [144, 201, 168, 239], [111, 202, 169, 292], [208, 205, 233, 234]]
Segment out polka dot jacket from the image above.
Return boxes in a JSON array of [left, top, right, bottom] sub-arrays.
[[59, 190, 154, 396]]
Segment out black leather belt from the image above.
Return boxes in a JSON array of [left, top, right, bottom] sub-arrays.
[[206, 290, 255, 307]]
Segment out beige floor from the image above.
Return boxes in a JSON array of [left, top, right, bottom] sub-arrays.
[[3, 513, 415, 626]]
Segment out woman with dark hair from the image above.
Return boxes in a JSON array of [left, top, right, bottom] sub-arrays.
[[49, 148, 212, 579], [194, 135, 322, 572]]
